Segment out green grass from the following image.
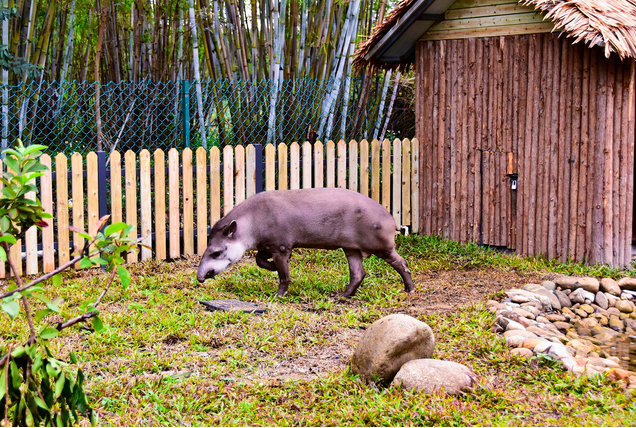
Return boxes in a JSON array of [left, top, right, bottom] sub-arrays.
[[2, 235, 636, 426]]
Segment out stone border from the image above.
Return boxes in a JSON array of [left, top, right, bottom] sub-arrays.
[[487, 276, 636, 385]]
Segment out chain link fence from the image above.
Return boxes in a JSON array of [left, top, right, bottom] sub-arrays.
[[0, 78, 415, 155]]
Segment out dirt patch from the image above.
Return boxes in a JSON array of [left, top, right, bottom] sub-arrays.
[[247, 268, 544, 381]]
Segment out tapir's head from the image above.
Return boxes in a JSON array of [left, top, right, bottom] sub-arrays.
[[196, 220, 247, 282]]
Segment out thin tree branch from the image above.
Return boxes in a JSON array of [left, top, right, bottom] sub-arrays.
[[2, 343, 11, 426], [2, 241, 36, 343], [56, 266, 117, 331]]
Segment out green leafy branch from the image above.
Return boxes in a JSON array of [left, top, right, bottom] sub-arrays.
[[0, 142, 138, 426]]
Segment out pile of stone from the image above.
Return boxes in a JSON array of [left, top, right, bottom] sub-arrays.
[[488, 276, 636, 382], [350, 314, 475, 394]]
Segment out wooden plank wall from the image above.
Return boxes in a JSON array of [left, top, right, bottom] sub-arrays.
[[416, 32, 636, 267], [0, 140, 419, 278], [422, 0, 554, 41]]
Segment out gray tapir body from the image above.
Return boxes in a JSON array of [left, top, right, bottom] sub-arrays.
[[196, 187, 414, 297]]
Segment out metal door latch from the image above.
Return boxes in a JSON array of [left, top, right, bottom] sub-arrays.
[[506, 173, 518, 190]]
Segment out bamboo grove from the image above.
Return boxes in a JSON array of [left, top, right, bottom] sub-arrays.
[[0, 0, 414, 151]]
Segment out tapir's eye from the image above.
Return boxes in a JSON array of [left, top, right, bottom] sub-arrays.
[[211, 251, 222, 259]]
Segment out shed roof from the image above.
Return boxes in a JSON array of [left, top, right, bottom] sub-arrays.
[[354, 0, 636, 69]]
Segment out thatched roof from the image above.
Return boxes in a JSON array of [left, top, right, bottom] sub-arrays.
[[354, 0, 636, 68], [352, 0, 421, 69], [522, 0, 636, 59]]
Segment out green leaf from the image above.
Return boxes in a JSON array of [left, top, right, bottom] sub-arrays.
[[40, 328, 59, 340], [117, 265, 131, 289], [11, 345, 26, 358], [46, 301, 60, 313], [32, 352, 42, 374], [0, 370, 5, 401], [1, 300, 19, 318], [10, 360, 20, 388], [104, 222, 129, 237], [52, 273, 62, 288], [79, 257, 93, 269], [92, 316, 104, 332], [34, 395, 49, 410], [55, 373, 65, 398], [25, 404, 34, 426], [0, 234, 17, 244], [0, 215, 10, 232], [69, 351, 78, 364], [35, 308, 51, 322], [0, 245, 7, 262]]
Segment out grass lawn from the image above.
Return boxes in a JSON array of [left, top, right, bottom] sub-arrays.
[[2, 235, 636, 426]]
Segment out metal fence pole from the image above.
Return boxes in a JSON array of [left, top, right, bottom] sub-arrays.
[[181, 80, 190, 148], [254, 143, 263, 193]]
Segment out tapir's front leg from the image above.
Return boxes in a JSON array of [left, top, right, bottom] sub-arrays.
[[255, 250, 276, 271], [272, 249, 292, 296]]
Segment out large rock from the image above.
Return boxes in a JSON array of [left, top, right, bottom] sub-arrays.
[[617, 277, 636, 292], [570, 288, 595, 305], [350, 314, 435, 384], [555, 276, 600, 294], [391, 359, 474, 395], [595, 292, 609, 310], [615, 300, 635, 314], [601, 278, 622, 296]]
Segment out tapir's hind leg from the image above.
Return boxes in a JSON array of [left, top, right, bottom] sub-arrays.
[[272, 250, 292, 297], [256, 250, 276, 271], [377, 248, 415, 293], [341, 249, 366, 297]]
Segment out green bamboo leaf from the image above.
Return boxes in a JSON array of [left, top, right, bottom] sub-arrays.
[[40, 328, 59, 340], [117, 265, 131, 289], [55, 373, 65, 398], [1, 300, 19, 319]]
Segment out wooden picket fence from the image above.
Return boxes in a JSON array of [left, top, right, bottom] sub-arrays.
[[0, 139, 420, 278]]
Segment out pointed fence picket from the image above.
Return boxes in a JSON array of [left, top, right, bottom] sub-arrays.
[[0, 139, 420, 278]]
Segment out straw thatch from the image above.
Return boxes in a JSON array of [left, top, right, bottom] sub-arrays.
[[352, 0, 421, 69], [523, 0, 636, 59], [354, 0, 636, 68]]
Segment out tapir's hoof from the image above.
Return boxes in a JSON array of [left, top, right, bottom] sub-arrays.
[[404, 287, 416, 294]]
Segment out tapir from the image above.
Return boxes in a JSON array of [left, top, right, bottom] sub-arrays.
[[196, 187, 414, 297]]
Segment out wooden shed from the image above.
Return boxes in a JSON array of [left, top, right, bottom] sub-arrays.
[[355, 0, 636, 267]]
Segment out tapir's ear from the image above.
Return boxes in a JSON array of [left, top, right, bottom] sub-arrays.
[[224, 220, 237, 238]]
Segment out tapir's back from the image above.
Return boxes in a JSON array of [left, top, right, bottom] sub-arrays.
[[234, 188, 397, 252]]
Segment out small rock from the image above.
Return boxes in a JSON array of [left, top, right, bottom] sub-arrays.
[[621, 293, 634, 301], [617, 277, 636, 291], [391, 359, 474, 395], [350, 314, 435, 385], [570, 288, 587, 304], [497, 311, 533, 328], [580, 318, 600, 329], [512, 307, 536, 320], [555, 276, 600, 293], [580, 304, 595, 314], [601, 278, 622, 296], [536, 316, 550, 324], [620, 312, 630, 320], [523, 338, 547, 349], [553, 321, 571, 331], [615, 300, 635, 314], [609, 316, 624, 332], [520, 302, 542, 310], [541, 280, 556, 291], [595, 292, 609, 310], [546, 314, 566, 322], [503, 330, 538, 339], [512, 294, 531, 304], [522, 284, 561, 310], [600, 358, 620, 369], [534, 341, 553, 354], [511, 348, 534, 358], [624, 318, 636, 331], [573, 309, 589, 318], [562, 307, 575, 317], [554, 290, 572, 308], [606, 307, 621, 317], [568, 339, 592, 355], [495, 316, 527, 332], [562, 289, 571, 295]]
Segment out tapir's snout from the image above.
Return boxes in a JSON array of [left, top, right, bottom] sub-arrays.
[[196, 268, 216, 283]]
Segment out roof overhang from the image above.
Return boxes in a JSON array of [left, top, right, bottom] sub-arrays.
[[364, 0, 457, 66]]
